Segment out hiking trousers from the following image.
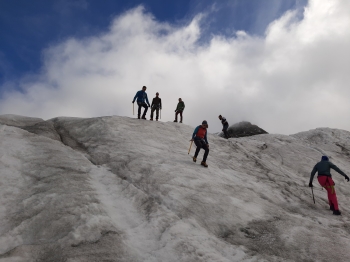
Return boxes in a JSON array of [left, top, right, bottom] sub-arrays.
[[137, 102, 148, 117], [194, 138, 209, 162], [222, 125, 229, 139], [151, 107, 159, 119], [175, 110, 183, 122], [318, 176, 339, 211]]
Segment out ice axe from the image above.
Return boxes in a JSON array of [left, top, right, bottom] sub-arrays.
[[188, 140, 193, 154], [311, 187, 315, 204]]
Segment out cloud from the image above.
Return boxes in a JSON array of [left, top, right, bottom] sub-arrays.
[[1, 0, 350, 134]]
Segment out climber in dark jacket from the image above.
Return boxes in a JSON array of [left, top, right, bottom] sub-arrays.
[[132, 86, 150, 119], [219, 115, 229, 139], [150, 92, 162, 121], [309, 156, 349, 215], [191, 120, 209, 167], [174, 98, 185, 123]]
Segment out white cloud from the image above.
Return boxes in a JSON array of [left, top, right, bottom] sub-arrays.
[[1, 0, 350, 134]]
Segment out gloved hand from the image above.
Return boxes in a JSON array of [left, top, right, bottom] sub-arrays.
[[345, 175, 349, 182], [309, 182, 313, 187], [175, 110, 176, 112], [132, 101, 134, 103]]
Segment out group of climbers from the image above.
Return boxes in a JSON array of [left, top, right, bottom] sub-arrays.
[[132, 86, 231, 168], [132, 86, 185, 122], [132, 86, 348, 216]]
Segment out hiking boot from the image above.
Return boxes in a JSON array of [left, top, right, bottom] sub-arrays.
[[333, 210, 341, 216], [150, 118, 153, 121], [173, 120, 178, 122], [142, 116, 147, 120], [156, 119, 158, 121], [330, 204, 335, 211], [179, 121, 182, 123], [193, 157, 197, 162], [137, 116, 140, 119], [201, 161, 208, 168]]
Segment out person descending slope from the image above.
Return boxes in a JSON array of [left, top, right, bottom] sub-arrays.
[[191, 120, 209, 167], [132, 86, 151, 119], [218, 115, 229, 139], [309, 156, 349, 215], [150, 92, 162, 121], [174, 98, 185, 123]]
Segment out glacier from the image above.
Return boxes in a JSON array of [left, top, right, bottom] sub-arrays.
[[1, 114, 350, 262]]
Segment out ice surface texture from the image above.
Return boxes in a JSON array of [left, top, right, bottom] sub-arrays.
[[1, 115, 350, 261]]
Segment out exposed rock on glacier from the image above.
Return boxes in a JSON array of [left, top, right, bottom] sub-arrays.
[[219, 121, 268, 138], [1, 115, 350, 261]]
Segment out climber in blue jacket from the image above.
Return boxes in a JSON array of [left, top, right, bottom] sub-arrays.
[[132, 86, 151, 119]]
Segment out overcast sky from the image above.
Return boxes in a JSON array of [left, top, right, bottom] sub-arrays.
[[1, 0, 349, 135]]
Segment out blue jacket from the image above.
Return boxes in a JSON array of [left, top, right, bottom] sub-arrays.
[[133, 90, 150, 106], [192, 125, 208, 144]]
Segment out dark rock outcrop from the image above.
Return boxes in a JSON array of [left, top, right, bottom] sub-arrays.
[[219, 121, 268, 138]]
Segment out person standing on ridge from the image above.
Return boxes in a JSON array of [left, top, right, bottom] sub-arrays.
[[132, 86, 150, 119], [219, 115, 229, 139], [191, 120, 209, 167], [174, 98, 185, 123], [309, 155, 349, 215], [150, 92, 162, 121]]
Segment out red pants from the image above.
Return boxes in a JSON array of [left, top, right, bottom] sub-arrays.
[[317, 176, 339, 210]]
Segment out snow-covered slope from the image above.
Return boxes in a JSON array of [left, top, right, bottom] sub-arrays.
[[1, 116, 350, 262], [0, 114, 43, 127]]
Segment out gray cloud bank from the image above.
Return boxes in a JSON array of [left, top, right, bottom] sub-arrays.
[[1, 0, 350, 134]]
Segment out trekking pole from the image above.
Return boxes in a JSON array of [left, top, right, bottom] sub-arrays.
[[311, 187, 315, 204], [188, 141, 193, 154], [133, 103, 134, 115], [160, 109, 161, 119]]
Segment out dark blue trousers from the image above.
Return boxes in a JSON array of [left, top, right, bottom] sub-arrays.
[[194, 138, 209, 162], [137, 102, 148, 118]]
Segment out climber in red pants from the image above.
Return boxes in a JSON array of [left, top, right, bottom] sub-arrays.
[[309, 156, 349, 215]]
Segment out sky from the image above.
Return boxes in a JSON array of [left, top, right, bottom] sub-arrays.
[[1, 0, 349, 135]]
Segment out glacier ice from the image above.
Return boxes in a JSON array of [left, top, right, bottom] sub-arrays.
[[1, 115, 350, 261]]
